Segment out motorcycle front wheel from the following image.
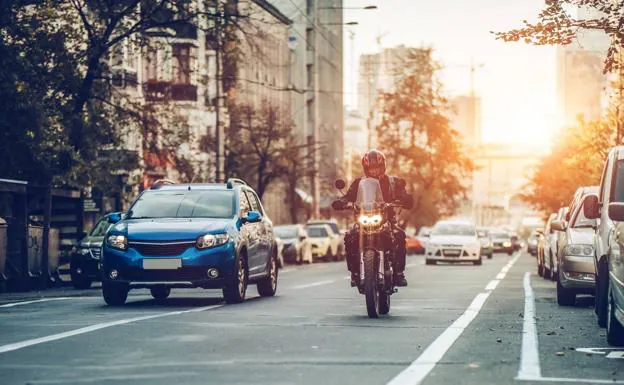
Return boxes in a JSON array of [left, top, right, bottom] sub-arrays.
[[364, 249, 380, 318]]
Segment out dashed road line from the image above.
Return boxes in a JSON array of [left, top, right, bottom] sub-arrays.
[[0, 298, 74, 308], [485, 280, 499, 291], [291, 280, 335, 290], [0, 304, 223, 354], [387, 253, 520, 385]]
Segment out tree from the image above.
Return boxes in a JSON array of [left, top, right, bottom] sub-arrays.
[[495, 1, 624, 72], [376, 48, 475, 228], [522, 116, 613, 214]]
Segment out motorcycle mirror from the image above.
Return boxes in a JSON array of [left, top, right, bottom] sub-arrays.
[[335, 179, 346, 190]]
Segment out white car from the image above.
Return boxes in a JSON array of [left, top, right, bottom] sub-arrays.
[[306, 224, 335, 261], [425, 221, 482, 265], [306, 221, 342, 261]]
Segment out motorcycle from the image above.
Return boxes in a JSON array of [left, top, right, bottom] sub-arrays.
[[333, 177, 404, 318]]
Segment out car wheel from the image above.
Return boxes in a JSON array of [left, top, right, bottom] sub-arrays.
[[425, 259, 435, 265], [543, 266, 551, 280], [102, 281, 129, 306], [556, 276, 575, 306], [597, 259, 609, 327], [70, 265, 93, 290], [473, 258, 482, 266], [257, 253, 278, 297], [325, 248, 333, 262], [607, 278, 624, 346], [150, 286, 171, 301], [223, 253, 247, 304]]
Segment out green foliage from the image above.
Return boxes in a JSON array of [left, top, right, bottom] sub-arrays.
[[376, 48, 475, 228]]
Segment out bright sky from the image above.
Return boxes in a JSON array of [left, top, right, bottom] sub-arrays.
[[344, 0, 557, 150]]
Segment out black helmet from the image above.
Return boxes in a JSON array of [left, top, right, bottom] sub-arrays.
[[361, 149, 386, 179]]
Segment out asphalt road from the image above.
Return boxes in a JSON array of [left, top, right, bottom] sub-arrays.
[[0, 252, 622, 385]]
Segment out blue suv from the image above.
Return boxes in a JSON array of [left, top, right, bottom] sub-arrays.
[[101, 179, 278, 305]]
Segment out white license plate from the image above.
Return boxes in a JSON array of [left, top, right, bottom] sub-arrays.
[[143, 259, 182, 270]]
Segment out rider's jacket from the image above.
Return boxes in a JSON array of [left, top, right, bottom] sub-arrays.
[[339, 175, 413, 213]]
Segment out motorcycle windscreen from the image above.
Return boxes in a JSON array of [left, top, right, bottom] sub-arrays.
[[355, 178, 385, 211]]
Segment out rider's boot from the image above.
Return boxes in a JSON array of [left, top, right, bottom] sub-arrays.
[[394, 272, 408, 287], [350, 272, 360, 287]]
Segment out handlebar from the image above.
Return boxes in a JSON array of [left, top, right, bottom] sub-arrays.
[[332, 200, 406, 211]]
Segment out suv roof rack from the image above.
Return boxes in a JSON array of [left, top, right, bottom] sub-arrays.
[[150, 179, 176, 189], [226, 178, 248, 189]]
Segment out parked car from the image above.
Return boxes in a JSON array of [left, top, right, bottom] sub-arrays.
[[101, 179, 278, 306], [274, 224, 312, 264], [306, 224, 335, 261], [476, 227, 494, 259], [551, 191, 598, 306], [70, 212, 120, 289], [306, 219, 343, 261], [542, 207, 569, 280], [537, 214, 556, 278], [527, 232, 539, 257], [425, 220, 481, 265], [489, 228, 514, 255], [584, 146, 624, 343], [416, 226, 431, 248], [406, 235, 425, 254], [557, 186, 599, 267]]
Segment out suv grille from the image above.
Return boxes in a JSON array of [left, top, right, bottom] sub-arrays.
[[90, 248, 102, 260], [130, 241, 194, 256]]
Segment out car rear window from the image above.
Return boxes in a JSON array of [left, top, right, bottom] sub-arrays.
[[307, 227, 328, 237], [431, 224, 476, 236], [128, 190, 235, 219]]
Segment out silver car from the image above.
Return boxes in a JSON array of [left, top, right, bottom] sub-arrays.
[[551, 191, 598, 306], [274, 224, 312, 264]]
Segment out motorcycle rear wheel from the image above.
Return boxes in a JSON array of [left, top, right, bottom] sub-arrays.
[[364, 249, 380, 318]]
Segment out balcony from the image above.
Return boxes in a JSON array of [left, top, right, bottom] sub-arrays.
[[144, 81, 197, 102]]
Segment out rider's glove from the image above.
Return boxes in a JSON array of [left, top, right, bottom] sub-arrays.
[[332, 200, 347, 210]]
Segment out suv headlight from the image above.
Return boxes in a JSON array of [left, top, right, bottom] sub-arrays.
[[196, 233, 229, 249], [562, 244, 594, 256], [107, 235, 127, 251], [503, 241, 512, 247]]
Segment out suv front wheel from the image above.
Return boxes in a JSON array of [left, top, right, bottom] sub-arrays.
[[257, 252, 278, 297], [597, 259, 609, 327], [223, 254, 247, 304], [102, 281, 129, 306], [607, 278, 624, 346]]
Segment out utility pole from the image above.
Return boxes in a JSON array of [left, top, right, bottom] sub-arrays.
[[366, 31, 387, 150], [310, 0, 321, 218], [214, 3, 224, 182]]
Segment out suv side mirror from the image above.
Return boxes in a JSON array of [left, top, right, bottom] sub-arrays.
[[584, 195, 600, 220], [107, 212, 122, 224], [245, 211, 262, 223], [608, 203, 624, 222], [550, 220, 566, 232]]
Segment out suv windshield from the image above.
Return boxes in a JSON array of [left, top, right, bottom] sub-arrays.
[[490, 230, 510, 238], [307, 227, 328, 237], [128, 190, 235, 219], [308, 222, 339, 234], [90, 217, 113, 237], [431, 224, 476, 236], [274, 226, 298, 238]]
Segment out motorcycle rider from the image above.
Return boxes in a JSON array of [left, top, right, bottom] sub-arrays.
[[332, 149, 413, 287]]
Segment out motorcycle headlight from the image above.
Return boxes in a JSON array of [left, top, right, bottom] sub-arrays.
[[196, 233, 229, 249], [78, 248, 90, 255], [358, 214, 383, 226], [107, 235, 127, 251], [562, 244, 594, 257]]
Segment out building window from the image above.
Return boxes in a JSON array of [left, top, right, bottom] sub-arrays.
[[146, 47, 158, 81], [172, 43, 196, 85]]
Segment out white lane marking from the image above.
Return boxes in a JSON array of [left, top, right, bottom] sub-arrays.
[[387, 253, 520, 385], [496, 272, 506, 280], [0, 304, 222, 354], [291, 280, 335, 290], [516, 272, 541, 381], [0, 297, 73, 308], [485, 280, 499, 291]]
